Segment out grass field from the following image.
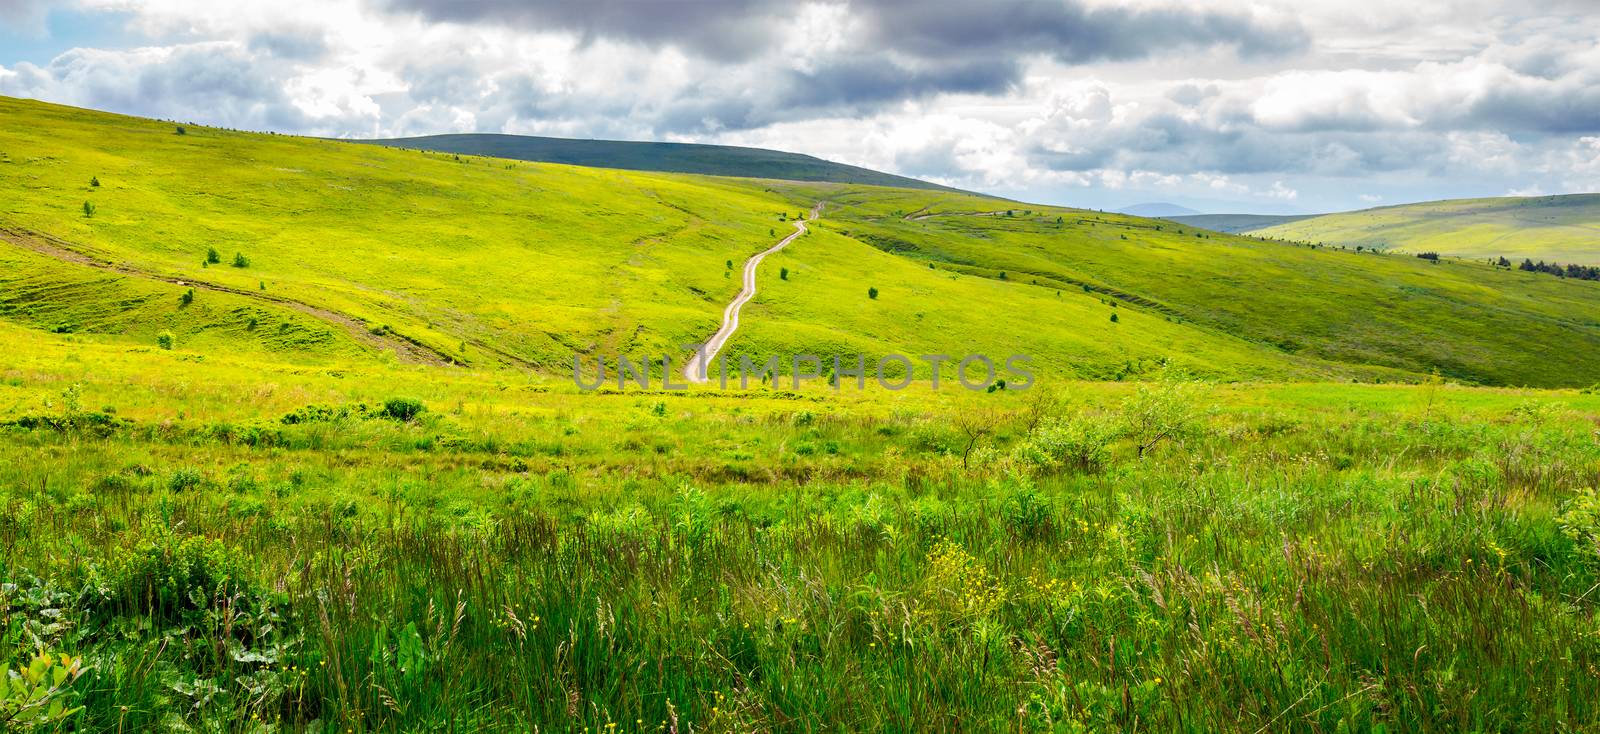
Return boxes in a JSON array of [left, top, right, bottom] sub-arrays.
[[1249, 194, 1600, 265], [5, 96, 1600, 732], [4, 322, 1600, 731]]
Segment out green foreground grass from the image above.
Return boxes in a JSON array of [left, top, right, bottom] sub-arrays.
[[4, 323, 1600, 732]]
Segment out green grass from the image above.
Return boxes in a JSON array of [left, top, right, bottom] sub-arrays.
[[775, 185, 1600, 387], [1251, 194, 1600, 264], [3, 325, 1600, 731], [9, 96, 1600, 388], [6, 96, 1600, 731]]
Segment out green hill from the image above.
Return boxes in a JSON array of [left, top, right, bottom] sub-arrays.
[[356, 132, 968, 193], [5, 96, 1600, 386], [1166, 213, 1315, 233], [1249, 194, 1600, 264]]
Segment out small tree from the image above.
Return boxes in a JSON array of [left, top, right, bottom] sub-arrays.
[[179, 288, 194, 307], [157, 331, 175, 350], [90, 176, 100, 187], [232, 252, 250, 268], [868, 287, 879, 299], [81, 201, 95, 217], [780, 267, 789, 280], [175, 125, 186, 135], [725, 259, 733, 270], [1122, 367, 1207, 458], [205, 247, 221, 264], [1110, 313, 1119, 323]]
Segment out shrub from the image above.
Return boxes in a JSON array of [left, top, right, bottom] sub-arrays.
[[1122, 367, 1207, 458], [205, 247, 221, 264], [379, 397, 426, 422], [168, 467, 205, 491], [1558, 487, 1600, 563], [1110, 313, 1119, 323], [178, 289, 194, 307], [99, 527, 253, 622], [780, 267, 789, 280], [90, 176, 100, 187], [156, 331, 175, 350], [868, 287, 879, 299], [231, 252, 250, 268], [81, 201, 95, 217], [1017, 415, 1115, 475]]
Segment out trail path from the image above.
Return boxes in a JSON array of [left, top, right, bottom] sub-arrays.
[[683, 203, 820, 384], [0, 224, 454, 365]]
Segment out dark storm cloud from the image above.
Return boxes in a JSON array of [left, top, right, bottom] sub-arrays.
[[381, 0, 1308, 99], [380, 0, 780, 61], [780, 57, 1020, 108], [858, 0, 1307, 64]]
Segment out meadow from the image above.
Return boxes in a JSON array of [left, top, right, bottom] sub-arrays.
[[4, 323, 1600, 732], [7, 96, 1600, 732]]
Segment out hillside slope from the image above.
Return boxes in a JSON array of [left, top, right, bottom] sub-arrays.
[[763, 185, 1600, 387], [0, 96, 1331, 383], [356, 133, 967, 193], [6, 96, 1600, 387], [1250, 194, 1600, 264]]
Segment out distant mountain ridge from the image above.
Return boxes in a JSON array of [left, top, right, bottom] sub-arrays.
[[354, 133, 967, 192], [1117, 202, 1201, 217], [1167, 213, 1317, 233]]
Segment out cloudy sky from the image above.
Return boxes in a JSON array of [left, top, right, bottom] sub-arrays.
[[2, 0, 1597, 213]]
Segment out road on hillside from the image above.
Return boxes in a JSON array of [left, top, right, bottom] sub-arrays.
[[683, 203, 820, 384]]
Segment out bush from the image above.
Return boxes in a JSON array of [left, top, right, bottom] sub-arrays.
[[205, 247, 221, 264], [168, 467, 204, 491], [156, 331, 175, 350], [231, 252, 250, 268], [379, 397, 426, 422], [868, 287, 879, 299], [1559, 487, 1600, 563], [99, 527, 253, 622], [90, 176, 100, 187], [1122, 368, 1207, 458], [1110, 313, 1119, 323], [81, 201, 95, 217], [178, 289, 194, 307], [1017, 415, 1116, 475], [780, 267, 789, 280]]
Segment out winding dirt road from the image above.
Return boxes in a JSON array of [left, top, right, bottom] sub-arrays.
[[683, 203, 819, 384]]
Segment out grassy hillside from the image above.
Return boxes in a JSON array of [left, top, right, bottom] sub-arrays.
[[5, 97, 1600, 733], [1166, 212, 1314, 232], [1250, 194, 1600, 264], [6, 96, 1600, 387], [0, 96, 1353, 384], [774, 186, 1600, 387], [358, 132, 967, 193]]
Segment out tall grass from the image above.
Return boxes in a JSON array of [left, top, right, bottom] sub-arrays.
[[2, 385, 1598, 731]]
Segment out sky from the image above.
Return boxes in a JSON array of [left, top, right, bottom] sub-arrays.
[[2, 0, 1598, 214]]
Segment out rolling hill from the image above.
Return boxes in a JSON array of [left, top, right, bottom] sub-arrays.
[[1245, 194, 1600, 264], [356, 132, 968, 193], [5, 95, 1600, 386]]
